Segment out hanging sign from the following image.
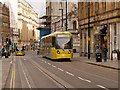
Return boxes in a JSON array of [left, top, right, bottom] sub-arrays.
[[88, 37, 91, 41]]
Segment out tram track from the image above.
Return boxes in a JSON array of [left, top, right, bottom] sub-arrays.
[[23, 55, 74, 89], [27, 52, 117, 89], [29, 58, 74, 89]]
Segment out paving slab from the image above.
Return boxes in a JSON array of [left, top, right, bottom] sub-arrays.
[[1, 56, 12, 88], [0, 59, 2, 90]]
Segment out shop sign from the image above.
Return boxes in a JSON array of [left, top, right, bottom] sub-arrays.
[[93, 26, 97, 30], [104, 36, 107, 40]]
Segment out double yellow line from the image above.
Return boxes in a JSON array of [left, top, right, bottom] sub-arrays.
[[10, 63, 15, 89]]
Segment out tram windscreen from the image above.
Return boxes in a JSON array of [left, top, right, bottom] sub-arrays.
[[16, 46, 24, 51], [56, 34, 72, 49]]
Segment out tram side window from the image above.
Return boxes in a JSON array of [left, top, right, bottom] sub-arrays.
[[52, 37, 55, 47]]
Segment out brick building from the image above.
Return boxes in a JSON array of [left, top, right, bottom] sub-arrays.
[[78, 1, 120, 59]]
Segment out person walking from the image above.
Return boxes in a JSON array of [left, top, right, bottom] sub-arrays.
[[103, 46, 108, 62]]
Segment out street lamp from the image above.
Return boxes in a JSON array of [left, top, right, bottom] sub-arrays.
[[59, 9, 63, 31], [66, 0, 67, 31], [62, 0, 67, 31], [88, 1, 90, 59]]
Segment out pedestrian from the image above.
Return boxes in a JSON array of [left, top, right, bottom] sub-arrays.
[[103, 46, 108, 62]]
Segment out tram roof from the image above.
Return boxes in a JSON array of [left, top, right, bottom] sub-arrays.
[[41, 31, 72, 39]]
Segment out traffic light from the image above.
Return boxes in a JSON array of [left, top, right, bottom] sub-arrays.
[[6, 37, 9, 44], [100, 25, 107, 35], [9, 39, 11, 45]]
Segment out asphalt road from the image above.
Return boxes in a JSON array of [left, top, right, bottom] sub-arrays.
[[5, 51, 118, 89]]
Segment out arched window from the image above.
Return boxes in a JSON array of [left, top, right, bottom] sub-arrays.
[[73, 21, 76, 30]]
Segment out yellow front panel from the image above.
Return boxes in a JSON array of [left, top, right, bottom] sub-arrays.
[[51, 48, 73, 59], [16, 51, 24, 56]]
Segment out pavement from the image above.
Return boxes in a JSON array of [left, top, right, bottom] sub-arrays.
[[0, 55, 13, 89], [73, 53, 120, 70]]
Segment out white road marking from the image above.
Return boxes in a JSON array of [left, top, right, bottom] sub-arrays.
[[78, 77, 91, 83], [20, 61, 32, 88], [44, 61, 46, 63], [24, 59, 26, 60], [52, 65, 56, 68], [97, 85, 109, 90], [58, 68, 64, 72], [48, 63, 51, 65], [78, 77, 84, 80], [14, 56, 16, 61], [66, 72, 74, 76], [83, 79, 91, 83], [10, 61, 12, 64]]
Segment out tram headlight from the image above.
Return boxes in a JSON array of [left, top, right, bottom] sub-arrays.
[[57, 50, 60, 54], [68, 50, 71, 54]]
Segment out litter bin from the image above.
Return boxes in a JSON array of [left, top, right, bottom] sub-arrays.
[[5, 52, 8, 58], [117, 51, 120, 60], [96, 53, 102, 62], [73, 49, 76, 53], [111, 50, 118, 60]]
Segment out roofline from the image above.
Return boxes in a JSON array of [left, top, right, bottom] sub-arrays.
[[41, 31, 72, 39]]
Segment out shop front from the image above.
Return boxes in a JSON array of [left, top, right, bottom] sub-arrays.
[[94, 25, 108, 58], [110, 23, 120, 60]]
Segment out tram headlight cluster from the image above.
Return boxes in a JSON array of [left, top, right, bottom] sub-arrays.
[[57, 50, 60, 54], [68, 50, 71, 54]]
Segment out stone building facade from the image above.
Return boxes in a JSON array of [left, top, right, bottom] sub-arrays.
[[78, 1, 120, 59], [3, 0, 18, 45], [0, 2, 10, 45], [50, 1, 80, 52], [18, 0, 39, 47]]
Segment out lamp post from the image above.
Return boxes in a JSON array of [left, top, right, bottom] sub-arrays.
[[88, 1, 90, 59], [62, 0, 67, 31], [59, 9, 63, 31], [66, 0, 67, 31]]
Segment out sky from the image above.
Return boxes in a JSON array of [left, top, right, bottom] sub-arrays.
[[26, 0, 46, 17]]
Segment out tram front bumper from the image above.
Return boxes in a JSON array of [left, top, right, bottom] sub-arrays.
[[55, 54, 73, 59]]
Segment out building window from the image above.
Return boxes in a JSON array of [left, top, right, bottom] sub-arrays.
[[73, 21, 76, 30]]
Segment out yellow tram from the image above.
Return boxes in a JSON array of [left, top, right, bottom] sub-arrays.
[[41, 32, 73, 59], [15, 44, 25, 56]]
